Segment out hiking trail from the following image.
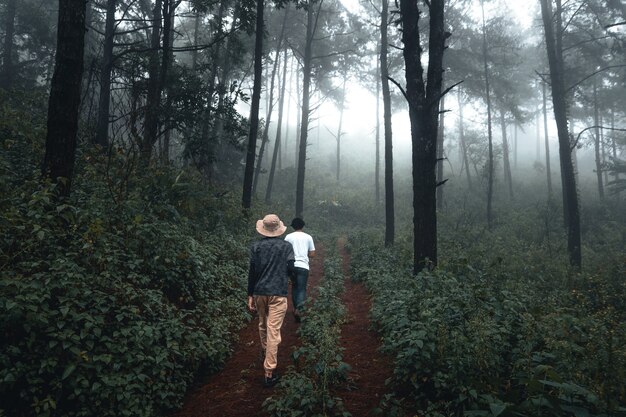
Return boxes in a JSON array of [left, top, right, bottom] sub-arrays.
[[173, 238, 393, 416]]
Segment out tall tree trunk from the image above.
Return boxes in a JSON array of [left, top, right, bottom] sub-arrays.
[[160, 0, 177, 165], [141, 0, 163, 163], [0, 0, 16, 90], [375, 39, 381, 204], [95, 0, 117, 149], [381, 0, 394, 247], [540, 0, 582, 269], [278, 55, 293, 171], [242, 0, 265, 209], [601, 118, 608, 186], [295, 1, 316, 218], [210, 0, 238, 178], [458, 88, 472, 189], [536, 111, 541, 160], [500, 109, 513, 199], [400, 0, 446, 272], [295, 56, 302, 170], [436, 93, 445, 209], [254, 5, 289, 194], [335, 73, 347, 182], [611, 108, 619, 190], [282, 55, 295, 170], [265, 45, 289, 204], [481, 0, 494, 229], [593, 79, 604, 199], [200, 1, 226, 179], [542, 80, 553, 196], [191, 12, 200, 72], [41, 0, 88, 197], [514, 123, 518, 169]]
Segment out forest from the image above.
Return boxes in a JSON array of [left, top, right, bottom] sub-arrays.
[[0, 0, 624, 416]]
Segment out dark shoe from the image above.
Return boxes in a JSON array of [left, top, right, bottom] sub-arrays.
[[293, 310, 302, 323], [263, 373, 280, 388]]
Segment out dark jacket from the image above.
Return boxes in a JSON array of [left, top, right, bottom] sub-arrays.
[[247, 237, 295, 297]]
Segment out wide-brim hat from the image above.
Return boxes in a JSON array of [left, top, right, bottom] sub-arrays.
[[256, 214, 287, 237]]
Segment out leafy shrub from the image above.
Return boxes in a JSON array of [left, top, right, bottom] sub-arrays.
[[349, 233, 626, 417], [0, 156, 251, 416]]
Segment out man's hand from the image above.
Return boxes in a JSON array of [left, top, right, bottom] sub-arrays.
[[247, 296, 256, 312]]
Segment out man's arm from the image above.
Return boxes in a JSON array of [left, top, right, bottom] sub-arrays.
[[308, 236, 316, 258], [247, 255, 257, 311]]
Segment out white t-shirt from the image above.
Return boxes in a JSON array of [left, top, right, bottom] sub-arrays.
[[284, 231, 315, 270]]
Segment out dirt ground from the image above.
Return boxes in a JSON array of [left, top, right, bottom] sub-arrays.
[[172, 240, 393, 417]]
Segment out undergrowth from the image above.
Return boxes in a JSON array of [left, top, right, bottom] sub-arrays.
[[0, 93, 252, 417], [348, 231, 626, 417], [263, 247, 351, 417]]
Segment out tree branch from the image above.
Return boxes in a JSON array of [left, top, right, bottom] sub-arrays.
[[438, 80, 463, 100], [606, 21, 626, 28], [566, 64, 626, 92], [388, 76, 409, 102], [573, 125, 626, 151]]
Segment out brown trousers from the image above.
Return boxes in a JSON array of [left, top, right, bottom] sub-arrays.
[[254, 295, 288, 374]]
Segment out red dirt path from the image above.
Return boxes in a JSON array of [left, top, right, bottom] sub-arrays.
[[337, 237, 394, 417], [172, 246, 325, 417], [173, 239, 394, 417]]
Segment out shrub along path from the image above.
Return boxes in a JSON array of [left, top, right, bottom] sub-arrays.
[[337, 237, 395, 416], [172, 246, 325, 417]]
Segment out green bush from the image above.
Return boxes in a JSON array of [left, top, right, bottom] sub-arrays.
[[349, 233, 626, 417], [0, 140, 251, 416]]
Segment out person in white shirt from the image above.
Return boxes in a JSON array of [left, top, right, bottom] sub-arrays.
[[284, 218, 315, 322]]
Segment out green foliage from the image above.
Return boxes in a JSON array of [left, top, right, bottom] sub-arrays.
[[0, 104, 252, 416], [349, 232, 626, 417], [264, 251, 351, 417]]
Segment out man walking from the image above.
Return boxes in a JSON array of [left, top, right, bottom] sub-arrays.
[[247, 214, 295, 387], [284, 217, 316, 322]]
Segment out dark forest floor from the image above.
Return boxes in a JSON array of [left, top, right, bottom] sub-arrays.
[[172, 239, 393, 417]]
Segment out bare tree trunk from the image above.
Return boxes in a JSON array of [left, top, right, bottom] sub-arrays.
[[601, 115, 608, 186], [514, 123, 518, 169], [242, 0, 265, 209], [253, 5, 289, 194], [41, 0, 88, 197], [536, 111, 541, 161], [436, 93, 445, 209], [141, 0, 163, 164], [161, 0, 177, 165], [282, 55, 295, 170], [191, 12, 200, 72], [375, 39, 381, 204], [265, 44, 289, 204], [542, 80, 553, 195], [399, 0, 446, 272], [295, 1, 317, 218], [500, 109, 513, 199], [95, 0, 117, 149], [381, 0, 394, 247], [481, 0, 494, 229], [540, 0, 582, 269], [295, 56, 301, 170], [458, 88, 472, 189], [199, 2, 226, 179], [611, 109, 616, 161], [593, 79, 604, 199], [0, 0, 16, 90], [335, 73, 347, 182]]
